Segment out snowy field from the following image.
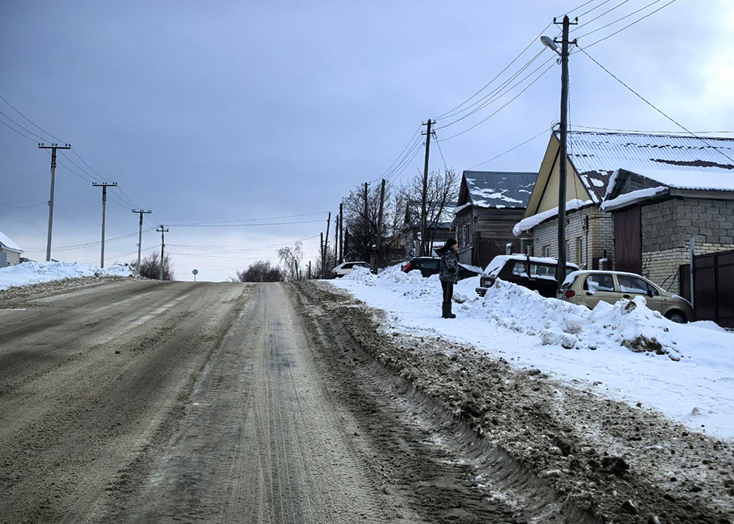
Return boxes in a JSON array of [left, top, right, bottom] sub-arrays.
[[0, 261, 132, 291], [331, 266, 734, 439]]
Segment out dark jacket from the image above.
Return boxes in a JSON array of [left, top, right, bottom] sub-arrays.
[[439, 248, 458, 282]]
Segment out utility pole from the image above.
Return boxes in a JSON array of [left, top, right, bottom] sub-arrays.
[[38, 143, 71, 262], [92, 182, 117, 268], [132, 209, 152, 273], [334, 214, 339, 270], [156, 225, 169, 280], [324, 212, 331, 276], [320, 232, 325, 279], [375, 178, 386, 272], [344, 228, 349, 262], [363, 182, 369, 253], [339, 203, 344, 264], [420, 120, 433, 256], [308, 261, 312, 280], [553, 15, 576, 290]]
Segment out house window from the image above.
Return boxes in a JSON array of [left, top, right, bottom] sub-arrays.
[[576, 237, 583, 266], [542, 245, 551, 258], [461, 223, 470, 248]]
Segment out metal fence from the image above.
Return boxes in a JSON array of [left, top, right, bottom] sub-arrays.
[[680, 249, 734, 328]]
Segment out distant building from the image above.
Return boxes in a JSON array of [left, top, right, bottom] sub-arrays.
[[0, 231, 24, 267], [454, 170, 537, 268]]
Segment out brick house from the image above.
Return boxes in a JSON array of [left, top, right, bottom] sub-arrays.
[[514, 131, 616, 270], [0, 230, 24, 266], [602, 163, 734, 291], [454, 170, 536, 268]]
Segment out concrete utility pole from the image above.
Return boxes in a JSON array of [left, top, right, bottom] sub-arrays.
[[552, 16, 576, 290], [156, 225, 169, 280], [132, 209, 152, 273], [420, 120, 433, 256], [92, 182, 117, 268], [320, 232, 325, 279], [38, 143, 71, 262], [324, 212, 331, 277], [363, 183, 369, 253]]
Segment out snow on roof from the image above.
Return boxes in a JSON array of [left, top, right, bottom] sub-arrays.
[[0, 231, 23, 253], [600, 186, 669, 211], [566, 131, 734, 202], [622, 168, 734, 192], [513, 199, 593, 236], [462, 171, 537, 209]]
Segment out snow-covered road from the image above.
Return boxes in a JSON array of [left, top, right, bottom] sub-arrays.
[[331, 267, 734, 439]]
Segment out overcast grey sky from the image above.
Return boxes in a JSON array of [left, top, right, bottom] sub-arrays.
[[1, 0, 732, 281]]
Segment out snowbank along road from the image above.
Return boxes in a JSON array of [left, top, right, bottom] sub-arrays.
[[0, 279, 732, 523]]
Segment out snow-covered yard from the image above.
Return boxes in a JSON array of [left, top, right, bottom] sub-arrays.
[[331, 266, 734, 439], [0, 261, 133, 291]]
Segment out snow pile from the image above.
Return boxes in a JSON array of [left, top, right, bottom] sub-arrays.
[[332, 269, 734, 438], [0, 261, 133, 291]]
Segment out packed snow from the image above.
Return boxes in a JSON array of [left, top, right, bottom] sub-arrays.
[[600, 185, 669, 211], [332, 265, 734, 439], [0, 261, 133, 291]]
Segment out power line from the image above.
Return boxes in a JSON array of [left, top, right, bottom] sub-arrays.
[[571, 0, 632, 33], [0, 118, 40, 143], [574, 0, 665, 39], [575, 0, 614, 18], [434, 133, 448, 171], [167, 211, 329, 227], [467, 126, 553, 170], [0, 199, 47, 209], [0, 93, 66, 143], [438, 62, 556, 142], [0, 110, 49, 142], [435, 22, 553, 121], [368, 125, 422, 184], [577, 0, 680, 49], [573, 124, 733, 134], [577, 46, 734, 163], [173, 219, 325, 229]]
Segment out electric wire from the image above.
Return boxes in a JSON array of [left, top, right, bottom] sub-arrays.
[[573, 0, 666, 39], [0, 93, 66, 143], [438, 62, 556, 142], [0, 110, 50, 143], [576, 0, 680, 49], [467, 127, 553, 170], [577, 46, 734, 163], [573, 124, 733, 134], [0, 118, 39, 143], [570, 0, 632, 33], [368, 125, 422, 184], [434, 133, 448, 171], [0, 200, 47, 209], [435, 21, 553, 121]]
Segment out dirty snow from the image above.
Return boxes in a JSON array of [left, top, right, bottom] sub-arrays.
[[332, 266, 734, 439], [0, 261, 133, 291]]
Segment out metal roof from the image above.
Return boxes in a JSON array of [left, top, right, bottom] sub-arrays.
[[566, 131, 734, 202], [0, 231, 23, 253], [461, 171, 537, 209]]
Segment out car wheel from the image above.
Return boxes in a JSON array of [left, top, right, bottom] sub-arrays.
[[665, 310, 687, 324]]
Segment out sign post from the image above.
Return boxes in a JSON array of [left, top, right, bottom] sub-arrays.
[[192, 268, 199, 282]]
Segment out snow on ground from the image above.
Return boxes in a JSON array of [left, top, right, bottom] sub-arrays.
[[0, 261, 132, 291], [332, 266, 734, 439]]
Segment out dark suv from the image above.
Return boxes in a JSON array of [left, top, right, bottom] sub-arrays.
[[402, 256, 481, 281], [475, 255, 579, 298]]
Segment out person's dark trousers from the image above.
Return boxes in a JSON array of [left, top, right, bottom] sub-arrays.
[[441, 280, 455, 318]]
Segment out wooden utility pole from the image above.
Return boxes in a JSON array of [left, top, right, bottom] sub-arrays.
[[132, 209, 152, 273], [420, 120, 433, 256], [308, 261, 312, 280], [344, 228, 349, 261], [339, 203, 344, 263], [375, 178, 386, 272], [333, 214, 339, 270], [325, 212, 331, 270], [320, 232, 325, 279], [38, 143, 71, 262], [553, 15, 576, 290], [92, 182, 117, 268], [156, 225, 169, 280]]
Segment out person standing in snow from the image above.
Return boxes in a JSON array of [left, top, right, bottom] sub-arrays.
[[437, 238, 459, 319]]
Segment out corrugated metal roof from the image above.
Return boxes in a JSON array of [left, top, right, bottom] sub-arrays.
[[462, 171, 537, 209], [0, 231, 23, 253], [565, 131, 734, 202]]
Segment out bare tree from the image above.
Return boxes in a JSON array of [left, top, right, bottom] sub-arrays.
[[402, 168, 459, 255], [236, 261, 285, 282], [277, 241, 304, 281], [133, 252, 174, 280]]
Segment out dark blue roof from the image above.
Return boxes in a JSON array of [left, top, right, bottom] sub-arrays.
[[460, 171, 537, 209]]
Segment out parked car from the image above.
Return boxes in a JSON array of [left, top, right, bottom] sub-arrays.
[[559, 270, 695, 323], [475, 255, 579, 298], [331, 261, 370, 278], [402, 256, 481, 281]]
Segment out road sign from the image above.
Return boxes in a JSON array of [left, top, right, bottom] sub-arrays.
[[192, 269, 199, 282]]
